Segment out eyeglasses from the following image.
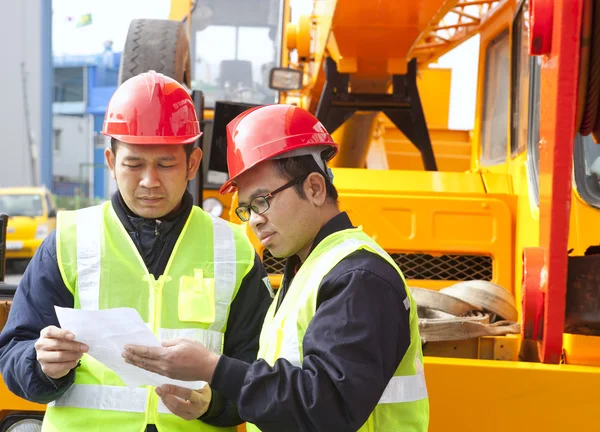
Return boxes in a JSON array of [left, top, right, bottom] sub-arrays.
[[235, 174, 309, 222]]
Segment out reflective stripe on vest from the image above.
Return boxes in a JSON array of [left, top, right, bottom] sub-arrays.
[[75, 205, 102, 310], [378, 360, 428, 404], [209, 216, 236, 331], [50, 385, 164, 413]]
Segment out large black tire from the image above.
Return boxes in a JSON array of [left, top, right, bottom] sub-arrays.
[[118, 19, 191, 87]]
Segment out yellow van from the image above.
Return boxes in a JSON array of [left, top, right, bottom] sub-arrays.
[[0, 187, 56, 261]]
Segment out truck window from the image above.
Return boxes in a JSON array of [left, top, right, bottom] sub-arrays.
[[511, 2, 530, 155], [481, 29, 510, 166], [189, 0, 282, 108], [45, 192, 54, 216], [574, 134, 600, 209], [0, 194, 44, 218], [528, 56, 542, 206]]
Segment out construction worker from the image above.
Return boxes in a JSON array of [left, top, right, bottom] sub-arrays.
[[122, 104, 430, 431], [0, 71, 272, 432]]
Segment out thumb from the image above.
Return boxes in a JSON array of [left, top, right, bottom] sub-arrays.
[[161, 339, 179, 348]]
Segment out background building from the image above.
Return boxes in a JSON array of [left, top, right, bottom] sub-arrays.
[[52, 49, 121, 203], [0, 0, 46, 188]]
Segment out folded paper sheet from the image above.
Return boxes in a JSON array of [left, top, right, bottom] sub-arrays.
[[55, 306, 206, 390]]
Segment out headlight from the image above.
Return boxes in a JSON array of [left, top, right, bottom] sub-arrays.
[[5, 418, 43, 432], [35, 224, 49, 240], [202, 198, 224, 217], [269, 67, 303, 91]]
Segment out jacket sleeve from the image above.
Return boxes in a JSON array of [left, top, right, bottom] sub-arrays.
[[0, 231, 77, 404], [211, 251, 411, 432], [201, 251, 272, 427]]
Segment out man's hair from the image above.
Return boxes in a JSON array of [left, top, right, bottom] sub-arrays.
[[110, 138, 195, 162], [272, 155, 339, 204]]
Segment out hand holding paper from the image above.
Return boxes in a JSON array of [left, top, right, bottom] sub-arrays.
[[54, 306, 206, 390], [156, 384, 212, 420], [122, 337, 221, 384], [34, 325, 88, 379]]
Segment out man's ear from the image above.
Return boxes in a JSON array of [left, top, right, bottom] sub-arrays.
[[105, 148, 116, 180], [187, 147, 203, 180], [305, 172, 327, 206]]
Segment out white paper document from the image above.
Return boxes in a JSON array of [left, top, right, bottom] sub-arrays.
[[55, 306, 206, 391]]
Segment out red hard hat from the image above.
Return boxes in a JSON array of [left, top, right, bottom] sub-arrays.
[[219, 104, 338, 194], [101, 70, 201, 145]]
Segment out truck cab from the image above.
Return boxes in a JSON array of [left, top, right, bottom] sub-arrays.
[[0, 186, 57, 266]]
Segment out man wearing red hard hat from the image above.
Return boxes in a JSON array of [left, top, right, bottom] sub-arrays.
[[0, 71, 272, 432], [124, 104, 429, 431]]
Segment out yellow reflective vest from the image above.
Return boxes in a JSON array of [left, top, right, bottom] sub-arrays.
[[42, 202, 255, 432], [246, 227, 429, 432]]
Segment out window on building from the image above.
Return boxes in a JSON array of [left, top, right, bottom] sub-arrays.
[[94, 133, 108, 148], [53, 129, 62, 152], [96, 53, 119, 87], [511, 1, 531, 155], [54, 67, 84, 102], [480, 29, 510, 166]]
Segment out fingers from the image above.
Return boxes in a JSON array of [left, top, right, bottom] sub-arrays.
[[160, 392, 197, 420], [161, 339, 179, 348], [36, 326, 89, 353], [40, 325, 75, 340], [123, 345, 163, 360], [122, 345, 171, 376], [37, 349, 84, 363], [35, 337, 88, 353], [122, 351, 164, 376], [161, 338, 198, 348], [157, 386, 209, 420], [35, 326, 88, 379], [158, 384, 193, 401]]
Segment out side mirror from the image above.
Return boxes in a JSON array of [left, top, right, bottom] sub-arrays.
[[269, 67, 303, 91], [48, 209, 57, 218]]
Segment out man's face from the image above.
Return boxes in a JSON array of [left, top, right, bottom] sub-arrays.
[[105, 142, 201, 219], [237, 161, 318, 259]]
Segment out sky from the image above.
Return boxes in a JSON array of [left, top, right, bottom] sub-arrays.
[[52, 0, 171, 55], [51, 0, 478, 130]]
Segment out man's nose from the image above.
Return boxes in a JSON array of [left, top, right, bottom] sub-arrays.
[[139, 167, 161, 188], [248, 209, 266, 230]]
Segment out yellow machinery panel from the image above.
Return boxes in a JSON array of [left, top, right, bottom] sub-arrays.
[[424, 356, 600, 432], [333, 168, 514, 292], [0, 379, 44, 413], [376, 67, 469, 173], [417, 68, 452, 130], [383, 127, 472, 172], [0, 371, 45, 423]]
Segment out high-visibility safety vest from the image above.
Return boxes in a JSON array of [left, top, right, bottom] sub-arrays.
[[42, 201, 255, 432], [246, 227, 429, 432]]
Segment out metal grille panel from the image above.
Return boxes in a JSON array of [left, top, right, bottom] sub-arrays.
[[262, 250, 286, 274], [262, 250, 493, 281], [391, 253, 493, 281]]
